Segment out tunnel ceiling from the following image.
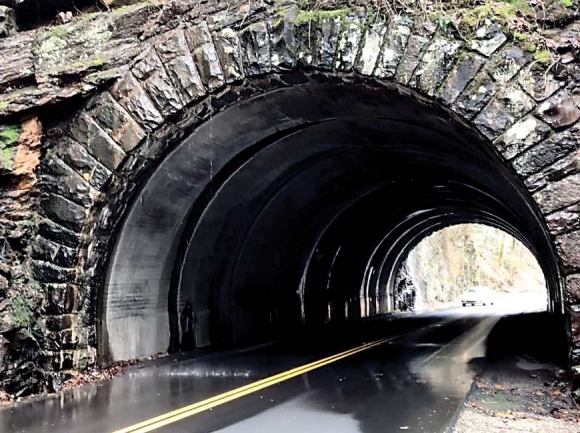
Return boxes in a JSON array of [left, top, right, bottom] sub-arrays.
[[102, 82, 561, 361]]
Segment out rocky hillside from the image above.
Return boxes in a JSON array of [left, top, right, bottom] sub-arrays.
[[405, 224, 546, 305]]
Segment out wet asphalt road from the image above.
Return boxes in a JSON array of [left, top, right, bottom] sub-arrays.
[[0, 311, 500, 433]]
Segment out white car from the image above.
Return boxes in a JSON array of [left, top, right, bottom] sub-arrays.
[[461, 286, 495, 307]]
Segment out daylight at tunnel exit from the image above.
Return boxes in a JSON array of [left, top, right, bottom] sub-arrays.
[[1, 0, 580, 432]]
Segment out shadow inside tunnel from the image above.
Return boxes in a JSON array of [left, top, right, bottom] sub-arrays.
[[484, 311, 569, 366]]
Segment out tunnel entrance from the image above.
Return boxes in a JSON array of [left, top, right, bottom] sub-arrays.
[[100, 80, 563, 363], [394, 223, 548, 314]]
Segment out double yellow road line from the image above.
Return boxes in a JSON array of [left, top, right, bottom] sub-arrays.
[[113, 333, 404, 433]]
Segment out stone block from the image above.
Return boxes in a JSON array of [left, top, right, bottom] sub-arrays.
[[453, 72, 496, 119], [355, 20, 388, 76], [40, 194, 87, 233], [335, 11, 366, 72], [470, 22, 507, 57], [30, 260, 75, 284], [69, 112, 127, 171], [311, 15, 342, 70], [38, 218, 81, 248], [512, 131, 577, 177], [0, 6, 16, 38], [439, 52, 486, 105], [45, 284, 79, 315], [132, 48, 185, 117], [556, 230, 580, 272], [534, 172, 580, 214], [240, 22, 271, 76], [546, 204, 580, 235], [525, 148, 580, 191], [486, 45, 528, 83], [42, 153, 99, 208], [214, 27, 245, 82], [374, 16, 412, 79], [31, 236, 76, 268], [53, 137, 112, 191], [495, 115, 551, 160], [414, 37, 460, 96], [185, 22, 224, 90], [156, 29, 206, 104], [519, 67, 565, 101], [88, 91, 146, 153], [566, 275, 580, 304], [395, 18, 436, 85], [110, 71, 164, 131]]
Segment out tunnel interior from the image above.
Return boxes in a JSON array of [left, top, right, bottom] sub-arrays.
[[100, 81, 562, 363]]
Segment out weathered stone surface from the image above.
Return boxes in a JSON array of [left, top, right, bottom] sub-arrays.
[[30, 260, 75, 284], [356, 20, 387, 76], [440, 52, 486, 105], [185, 22, 224, 90], [474, 86, 535, 139], [546, 203, 580, 235], [214, 27, 244, 82], [395, 18, 436, 85], [487, 45, 528, 83], [40, 194, 87, 233], [45, 284, 78, 315], [566, 275, 580, 304], [512, 131, 577, 177], [526, 148, 580, 191], [495, 115, 551, 159], [556, 230, 580, 272], [536, 91, 580, 128], [0, 6, 16, 38], [0, 32, 33, 88], [518, 67, 565, 101], [270, 8, 297, 72], [470, 21, 507, 57], [131, 48, 185, 117], [53, 137, 112, 191], [240, 22, 271, 76], [42, 153, 99, 208], [374, 15, 412, 79], [31, 236, 76, 268], [335, 11, 365, 71], [69, 112, 126, 171], [312, 16, 342, 70], [414, 37, 460, 96], [110, 72, 164, 131], [534, 172, 580, 214], [88, 91, 146, 153], [38, 218, 80, 248], [453, 75, 496, 119]]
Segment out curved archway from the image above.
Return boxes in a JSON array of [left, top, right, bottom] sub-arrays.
[[100, 80, 562, 362]]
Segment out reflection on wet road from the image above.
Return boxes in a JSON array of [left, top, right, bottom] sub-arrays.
[[0, 312, 500, 433]]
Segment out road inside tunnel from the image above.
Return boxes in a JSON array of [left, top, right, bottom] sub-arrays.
[[1, 309, 554, 433]]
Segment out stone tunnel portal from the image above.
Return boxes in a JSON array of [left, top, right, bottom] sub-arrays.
[[100, 82, 562, 363]]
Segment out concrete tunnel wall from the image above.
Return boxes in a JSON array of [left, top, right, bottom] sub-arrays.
[[102, 83, 562, 362]]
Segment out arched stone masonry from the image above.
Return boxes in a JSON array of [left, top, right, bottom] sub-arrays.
[[1, 0, 580, 391]]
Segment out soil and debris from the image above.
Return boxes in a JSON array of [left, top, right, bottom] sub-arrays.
[[454, 355, 580, 432]]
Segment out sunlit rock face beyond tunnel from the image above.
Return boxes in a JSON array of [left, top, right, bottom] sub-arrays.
[[102, 81, 561, 362]]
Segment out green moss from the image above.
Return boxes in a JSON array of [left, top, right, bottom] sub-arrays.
[[51, 26, 67, 38], [0, 101, 8, 112], [9, 296, 35, 328], [533, 50, 551, 64], [560, 0, 573, 7], [457, 0, 534, 32], [0, 125, 21, 146], [295, 8, 351, 26], [67, 57, 105, 70], [523, 42, 537, 52], [513, 32, 528, 41], [0, 125, 21, 171]]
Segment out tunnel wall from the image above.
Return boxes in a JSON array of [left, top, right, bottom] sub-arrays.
[[0, 0, 579, 394]]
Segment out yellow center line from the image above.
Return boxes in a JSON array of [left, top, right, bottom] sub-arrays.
[[112, 333, 404, 433]]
